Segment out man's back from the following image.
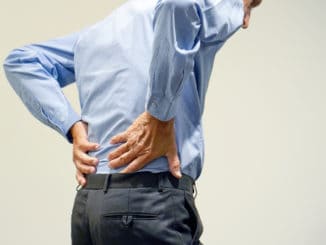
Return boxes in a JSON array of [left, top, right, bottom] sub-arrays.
[[3, 0, 262, 244], [4, 0, 245, 180], [73, 0, 243, 178]]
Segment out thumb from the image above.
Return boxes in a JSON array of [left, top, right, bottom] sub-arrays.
[[166, 146, 182, 179], [76, 170, 87, 187]]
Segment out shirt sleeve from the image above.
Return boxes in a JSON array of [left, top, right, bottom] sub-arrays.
[[145, 0, 202, 121], [3, 31, 82, 143]]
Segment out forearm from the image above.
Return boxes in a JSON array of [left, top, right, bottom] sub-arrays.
[[3, 32, 81, 143], [145, 0, 202, 121]]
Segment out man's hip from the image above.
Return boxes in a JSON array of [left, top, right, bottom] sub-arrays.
[[71, 171, 203, 245]]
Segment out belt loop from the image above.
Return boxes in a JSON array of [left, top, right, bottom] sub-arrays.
[[157, 173, 164, 192], [103, 174, 112, 193], [76, 184, 82, 192], [193, 182, 198, 199]]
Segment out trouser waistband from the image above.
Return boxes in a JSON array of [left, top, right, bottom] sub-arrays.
[[82, 171, 195, 194]]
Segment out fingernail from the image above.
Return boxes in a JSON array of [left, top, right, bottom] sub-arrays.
[[95, 144, 100, 149], [177, 171, 182, 178]]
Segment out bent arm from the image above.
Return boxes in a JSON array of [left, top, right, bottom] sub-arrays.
[[3, 31, 82, 143], [145, 0, 202, 121]]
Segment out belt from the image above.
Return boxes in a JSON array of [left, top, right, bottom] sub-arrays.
[[81, 171, 195, 194]]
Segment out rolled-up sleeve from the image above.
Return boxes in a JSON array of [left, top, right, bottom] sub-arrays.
[[3, 31, 82, 143]]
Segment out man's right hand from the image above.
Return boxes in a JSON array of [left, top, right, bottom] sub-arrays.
[[70, 121, 100, 186]]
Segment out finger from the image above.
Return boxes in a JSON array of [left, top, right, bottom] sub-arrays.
[[108, 143, 129, 161], [74, 159, 96, 174], [76, 151, 99, 166], [109, 149, 137, 169], [166, 149, 182, 179], [120, 155, 149, 174], [75, 170, 86, 186], [110, 132, 128, 144], [79, 141, 100, 152]]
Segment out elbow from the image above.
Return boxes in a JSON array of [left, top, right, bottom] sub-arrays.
[[3, 45, 36, 69], [3, 48, 22, 73], [3, 49, 15, 73], [4, 46, 27, 67], [3, 46, 37, 77], [3, 49, 18, 84], [3, 46, 35, 89]]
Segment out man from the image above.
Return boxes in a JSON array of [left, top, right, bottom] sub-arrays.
[[3, 0, 262, 244]]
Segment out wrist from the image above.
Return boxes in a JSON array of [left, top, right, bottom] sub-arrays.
[[144, 111, 174, 132], [70, 121, 87, 141]]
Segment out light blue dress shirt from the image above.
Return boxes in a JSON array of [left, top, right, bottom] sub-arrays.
[[3, 0, 244, 180]]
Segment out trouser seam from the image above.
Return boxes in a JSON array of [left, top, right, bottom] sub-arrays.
[[85, 190, 94, 245], [170, 190, 186, 245]]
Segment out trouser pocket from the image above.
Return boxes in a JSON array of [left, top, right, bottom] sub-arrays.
[[103, 212, 158, 227], [184, 191, 204, 244], [99, 188, 182, 245]]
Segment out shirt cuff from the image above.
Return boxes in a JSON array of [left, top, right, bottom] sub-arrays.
[[61, 109, 81, 144], [145, 95, 178, 121]]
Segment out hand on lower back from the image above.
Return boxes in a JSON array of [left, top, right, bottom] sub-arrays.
[[70, 121, 100, 186], [108, 111, 182, 179]]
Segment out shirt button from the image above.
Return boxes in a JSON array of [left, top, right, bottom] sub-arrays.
[[151, 100, 158, 108]]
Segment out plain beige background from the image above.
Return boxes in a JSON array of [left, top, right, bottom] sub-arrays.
[[0, 0, 325, 244]]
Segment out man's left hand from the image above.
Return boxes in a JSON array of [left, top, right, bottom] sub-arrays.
[[108, 111, 182, 179]]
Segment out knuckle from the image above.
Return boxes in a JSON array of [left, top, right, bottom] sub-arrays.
[[91, 159, 98, 165], [73, 156, 80, 164], [172, 163, 180, 170], [74, 160, 81, 167], [145, 147, 153, 155], [77, 161, 85, 170], [126, 141, 133, 148], [77, 141, 87, 150], [137, 141, 145, 148], [76, 145, 84, 152], [81, 166, 89, 173], [172, 160, 180, 166], [81, 155, 90, 162], [75, 142, 83, 148], [129, 165, 138, 172], [84, 159, 92, 165], [171, 164, 179, 170]]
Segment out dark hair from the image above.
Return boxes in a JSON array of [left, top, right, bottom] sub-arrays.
[[251, 0, 262, 8]]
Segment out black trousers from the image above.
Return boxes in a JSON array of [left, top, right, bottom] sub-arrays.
[[71, 172, 203, 245]]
